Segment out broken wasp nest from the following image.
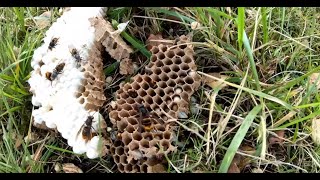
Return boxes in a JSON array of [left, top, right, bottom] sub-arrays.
[[108, 35, 201, 173], [28, 7, 109, 159]]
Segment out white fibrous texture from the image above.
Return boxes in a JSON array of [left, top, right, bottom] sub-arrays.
[[28, 7, 108, 159]]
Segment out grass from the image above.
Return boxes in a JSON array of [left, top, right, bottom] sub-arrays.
[[1, 7, 320, 173]]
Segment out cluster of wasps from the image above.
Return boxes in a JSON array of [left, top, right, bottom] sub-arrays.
[[45, 37, 98, 143], [44, 37, 84, 86]]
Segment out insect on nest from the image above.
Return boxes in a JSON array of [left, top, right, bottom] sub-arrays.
[[68, 45, 83, 67], [45, 62, 65, 86]]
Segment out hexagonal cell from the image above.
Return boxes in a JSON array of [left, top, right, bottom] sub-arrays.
[[166, 79, 176, 88], [164, 88, 174, 96], [132, 82, 141, 91], [151, 47, 159, 54], [143, 75, 152, 83], [118, 99, 126, 105], [168, 72, 178, 80], [122, 132, 133, 145], [79, 97, 85, 104], [110, 146, 116, 154], [126, 98, 135, 105], [130, 158, 139, 165], [128, 140, 139, 151], [129, 110, 136, 116], [141, 82, 150, 91], [154, 67, 162, 75], [163, 131, 171, 140], [163, 95, 172, 105], [160, 139, 170, 151], [122, 103, 132, 111], [115, 146, 124, 156], [145, 95, 153, 105], [159, 45, 167, 52], [153, 132, 163, 140], [140, 139, 150, 149], [160, 114, 168, 121], [155, 89, 165, 97], [184, 76, 194, 85], [170, 64, 180, 72], [137, 89, 147, 97], [175, 79, 185, 86], [154, 124, 165, 132], [135, 75, 143, 83], [182, 56, 192, 64], [123, 84, 132, 91], [78, 85, 85, 93], [177, 70, 187, 78], [174, 87, 182, 94], [157, 52, 165, 60], [173, 57, 182, 64], [163, 58, 173, 65], [127, 117, 138, 125], [159, 73, 169, 81], [182, 84, 193, 94], [82, 91, 89, 97], [132, 132, 143, 141], [152, 96, 162, 106], [126, 124, 135, 133], [124, 164, 133, 172], [180, 92, 189, 101], [168, 110, 176, 118], [114, 154, 120, 163], [169, 102, 178, 111], [175, 49, 185, 57], [161, 66, 171, 73], [118, 164, 125, 172], [117, 120, 128, 131], [147, 89, 156, 97], [161, 104, 170, 113], [132, 164, 140, 172], [150, 74, 161, 82], [109, 111, 120, 122], [165, 50, 175, 58], [119, 111, 130, 118], [155, 60, 164, 68], [120, 154, 128, 165], [143, 132, 153, 141]]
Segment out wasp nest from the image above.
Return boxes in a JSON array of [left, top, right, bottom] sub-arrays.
[[28, 7, 109, 159], [108, 35, 201, 173], [90, 16, 133, 62]]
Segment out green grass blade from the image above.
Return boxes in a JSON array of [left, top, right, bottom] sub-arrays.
[[205, 8, 234, 20], [237, 7, 245, 52], [104, 61, 120, 75], [153, 8, 195, 23], [218, 104, 262, 173], [198, 72, 293, 110], [121, 32, 151, 58], [261, 7, 268, 44], [277, 109, 320, 129], [111, 20, 151, 59], [243, 31, 261, 91]]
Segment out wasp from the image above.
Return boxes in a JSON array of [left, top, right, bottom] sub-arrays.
[[48, 37, 59, 51], [69, 45, 83, 67], [135, 104, 163, 132], [45, 62, 65, 86], [77, 115, 95, 143]]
